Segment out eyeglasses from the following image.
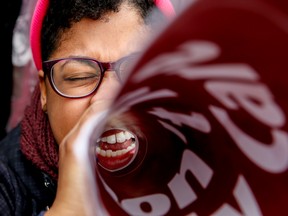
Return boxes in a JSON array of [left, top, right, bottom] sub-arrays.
[[42, 54, 140, 98]]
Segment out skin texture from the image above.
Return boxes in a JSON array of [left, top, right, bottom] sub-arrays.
[[39, 2, 151, 215], [39, 2, 150, 145]]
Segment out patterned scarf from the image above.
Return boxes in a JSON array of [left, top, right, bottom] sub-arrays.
[[20, 86, 59, 180]]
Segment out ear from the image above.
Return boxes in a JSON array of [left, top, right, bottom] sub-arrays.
[[38, 70, 47, 112]]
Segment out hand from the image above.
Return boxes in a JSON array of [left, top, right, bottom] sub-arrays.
[[45, 100, 112, 216]]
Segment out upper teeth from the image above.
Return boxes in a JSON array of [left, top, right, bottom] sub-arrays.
[[100, 131, 134, 144], [96, 143, 136, 157]]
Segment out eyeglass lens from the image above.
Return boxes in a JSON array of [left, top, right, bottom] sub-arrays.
[[51, 55, 139, 97], [52, 59, 101, 97]]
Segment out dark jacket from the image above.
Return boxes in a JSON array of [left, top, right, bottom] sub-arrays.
[[0, 125, 56, 216]]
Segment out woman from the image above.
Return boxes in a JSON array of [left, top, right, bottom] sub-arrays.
[[0, 0, 175, 215]]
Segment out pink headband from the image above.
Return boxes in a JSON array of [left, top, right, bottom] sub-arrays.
[[30, 0, 175, 71]]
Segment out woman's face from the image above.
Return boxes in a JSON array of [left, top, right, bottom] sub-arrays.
[[39, 3, 150, 145]]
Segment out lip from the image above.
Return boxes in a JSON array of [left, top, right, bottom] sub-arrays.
[[96, 128, 137, 171]]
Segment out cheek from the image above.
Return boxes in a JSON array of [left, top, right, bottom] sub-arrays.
[[46, 90, 90, 144]]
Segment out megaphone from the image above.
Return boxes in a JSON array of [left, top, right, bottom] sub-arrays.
[[85, 0, 288, 215]]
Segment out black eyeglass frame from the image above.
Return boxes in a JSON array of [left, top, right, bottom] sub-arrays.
[[42, 54, 138, 99]]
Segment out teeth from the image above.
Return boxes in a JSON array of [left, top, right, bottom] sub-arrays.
[[100, 131, 135, 144], [125, 131, 132, 139], [100, 149, 106, 157], [96, 147, 100, 154], [106, 150, 112, 157], [111, 151, 117, 157], [96, 143, 136, 157], [127, 144, 134, 151], [116, 132, 126, 143], [106, 134, 116, 144]]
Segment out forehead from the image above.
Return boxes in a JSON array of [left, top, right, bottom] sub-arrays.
[[50, 4, 151, 62]]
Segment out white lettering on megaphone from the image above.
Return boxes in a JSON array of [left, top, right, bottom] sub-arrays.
[[113, 87, 178, 114], [209, 105, 288, 173], [121, 194, 171, 216], [100, 40, 286, 214], [132, 41, 220, 82], [212, 175, 262, 216], [158, 120, 187, 143], [168, 149, 213, 209], [133, 41, 259, 83], [106, 149, 259, 215], [206, 80, 288, 173], [118, 148, 212, 215], [133, 39, 288, 173], [149, 108, 211, 133], [148, 107, 211, 144], [206, 82, 285, 127], [98, 108, 262, 215]]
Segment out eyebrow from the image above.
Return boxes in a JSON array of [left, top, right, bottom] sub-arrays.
[[48, 52, 141, 63]]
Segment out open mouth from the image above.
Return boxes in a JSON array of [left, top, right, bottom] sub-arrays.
[[96, 129, 137, 171]]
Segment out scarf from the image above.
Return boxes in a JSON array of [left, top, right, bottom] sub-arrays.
[[20, 86, 59, 180]]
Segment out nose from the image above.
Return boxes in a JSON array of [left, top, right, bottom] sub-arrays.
[[90, 70, 122, 104]]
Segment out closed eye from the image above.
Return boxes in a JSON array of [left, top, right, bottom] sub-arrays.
[[64, 74, 100, 81]]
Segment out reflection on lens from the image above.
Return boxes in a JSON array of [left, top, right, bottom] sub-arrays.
[[95, 128, 138, 171]]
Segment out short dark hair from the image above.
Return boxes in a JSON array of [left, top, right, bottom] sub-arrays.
[[41, 0, 158, 61]]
